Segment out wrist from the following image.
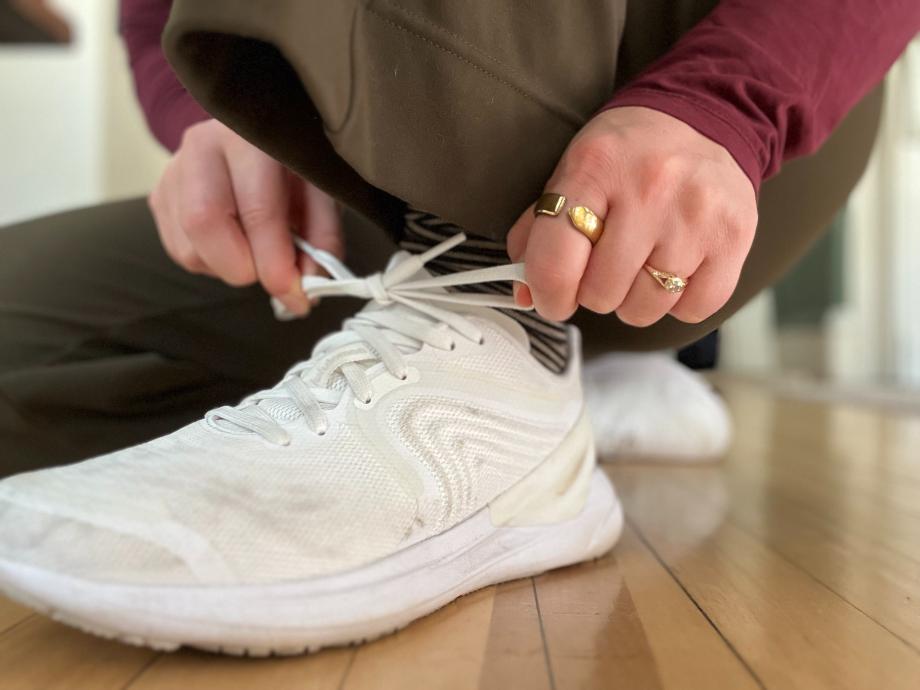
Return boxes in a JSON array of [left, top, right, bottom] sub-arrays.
[[602, 89, 762, 194]]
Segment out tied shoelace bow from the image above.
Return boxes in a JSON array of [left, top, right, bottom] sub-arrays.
[[206, 233, 530, 445]]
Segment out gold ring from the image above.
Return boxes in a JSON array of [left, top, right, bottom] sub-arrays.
[[644, 265, 688, 294], [533, 192, 604, 245]]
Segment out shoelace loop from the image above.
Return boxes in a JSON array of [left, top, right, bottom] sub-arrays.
[[205, 233, 529, 445]]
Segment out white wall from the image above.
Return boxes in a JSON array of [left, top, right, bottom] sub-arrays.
[[828, 41, 920, 387], [0, 0, 167, 226], [724, 40, 920, 387]]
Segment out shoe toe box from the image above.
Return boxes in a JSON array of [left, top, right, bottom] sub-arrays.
[[0, 483, 201, 586]]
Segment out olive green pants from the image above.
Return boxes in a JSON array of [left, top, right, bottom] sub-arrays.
[[0, 0, 882, 475]]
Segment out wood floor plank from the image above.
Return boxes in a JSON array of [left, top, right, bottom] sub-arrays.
[[478, 579, 551, 690], [725, 445, 920, 561], [708, 384, 920, 648], [126, 647, 352, 690], [534, 533, 661, 690], [616, 462, 920, 690], [0, 595, 32, 634], [534, 522, 759, 690], [613, 525, 761, 690], [0, 616, 155, 690], [722, 458, 920, 649], [341, 586, 496, 690]]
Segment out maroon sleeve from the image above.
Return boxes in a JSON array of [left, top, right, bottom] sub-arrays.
[[119, 0, 210, 152], [603, 1, 920, 190]]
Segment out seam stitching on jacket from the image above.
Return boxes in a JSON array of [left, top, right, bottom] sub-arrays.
[[365, 4, 582, 128], [380, 0, 547, 101]]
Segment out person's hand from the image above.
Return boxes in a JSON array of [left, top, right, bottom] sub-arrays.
[[507, 106, 757, 326], [149, 119, 343, 316]]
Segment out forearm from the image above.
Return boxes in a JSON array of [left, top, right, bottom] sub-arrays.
[[119, 0, 209, 151], [603, 0, 920, 190]]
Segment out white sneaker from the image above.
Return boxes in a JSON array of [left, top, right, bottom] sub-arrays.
[[584, 352, 731, 462], [0, 235, 622, 655]]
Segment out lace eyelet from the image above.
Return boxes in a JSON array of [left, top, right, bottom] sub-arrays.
[[449, 342, 456, 351], [364, 397, 373, 404], [399, 373, 408, 381], [316, 429, 327, 437], [478, 336, 485, 345]]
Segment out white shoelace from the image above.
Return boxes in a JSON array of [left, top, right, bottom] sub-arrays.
[[205, 233, 529, 445]]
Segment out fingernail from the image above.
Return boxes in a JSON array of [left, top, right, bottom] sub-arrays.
[[300, 263, 322, 307], [271, 297, 295, 321], [514, 284, 533, 308], [284, 278, 311, 317]]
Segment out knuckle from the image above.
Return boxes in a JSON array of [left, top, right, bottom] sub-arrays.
[[228, 253, 259, 286], [538, 301, 576, 323], [670, 305, 708, 324], [672, 286, 732, 325], [260, 268, 293, 297], [576, 280, 619, 315], [527, 257, 577, 297], [179, 252, 203, 274], [639, 154, 684, 199], [566, 140, 614, 173], [682, 182, 718, 223], [238, 204, 283, 231], [616, 307, 659, 328], [560, 142, 617, 193], [223, 265, 257, 287], [579, 296, 616, 315], [181, 205, 221, 236], [164, 242, 197, 272]]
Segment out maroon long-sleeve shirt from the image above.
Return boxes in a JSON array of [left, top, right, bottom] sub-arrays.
[[120, 0, 919, 190]]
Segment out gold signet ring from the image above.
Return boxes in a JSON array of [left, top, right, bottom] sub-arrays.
[[533, 192, 604, 245]]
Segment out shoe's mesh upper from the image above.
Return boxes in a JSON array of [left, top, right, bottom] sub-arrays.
[[0, 502, 193, 584], [0, 317, 577, 587], [0, 422, 417, 585]]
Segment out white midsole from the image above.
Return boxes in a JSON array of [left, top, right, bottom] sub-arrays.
[[0, 468, 621, 651]]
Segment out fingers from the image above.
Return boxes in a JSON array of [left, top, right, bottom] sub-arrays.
[[176, 141, 257, 287], [149, 161, 210, 276], [616, 242, 703, 327], [576, 207, 653, 314], [668, 256, 740, 324], [524, 171, 609, 321], [298, 182, 345, 276], [226, 145, 309, 316]]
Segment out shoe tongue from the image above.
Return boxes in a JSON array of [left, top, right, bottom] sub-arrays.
[[230, 251, 439, 429]]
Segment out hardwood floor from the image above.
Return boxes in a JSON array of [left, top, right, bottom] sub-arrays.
[[2, 379, 920, 689]]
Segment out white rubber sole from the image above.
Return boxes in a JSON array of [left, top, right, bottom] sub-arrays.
[[0, 468, 622, 656]]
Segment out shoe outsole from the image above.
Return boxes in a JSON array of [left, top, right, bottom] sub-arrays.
[[0, 470, 622, 656]]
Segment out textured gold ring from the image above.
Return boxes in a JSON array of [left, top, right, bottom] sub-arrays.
[[644, 265, 688, 294], [533, 192, 604, 245]]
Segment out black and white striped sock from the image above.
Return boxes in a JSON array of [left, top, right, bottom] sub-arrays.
[[400, 208, 571, 374]]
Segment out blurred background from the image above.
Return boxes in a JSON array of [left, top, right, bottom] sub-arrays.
[[1, 0, 919, 399]]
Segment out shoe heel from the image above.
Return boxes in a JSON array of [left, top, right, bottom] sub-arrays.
[[489, 409, 596, 527]]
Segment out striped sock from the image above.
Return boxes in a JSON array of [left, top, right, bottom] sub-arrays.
[[400, 208, 571, 374]]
